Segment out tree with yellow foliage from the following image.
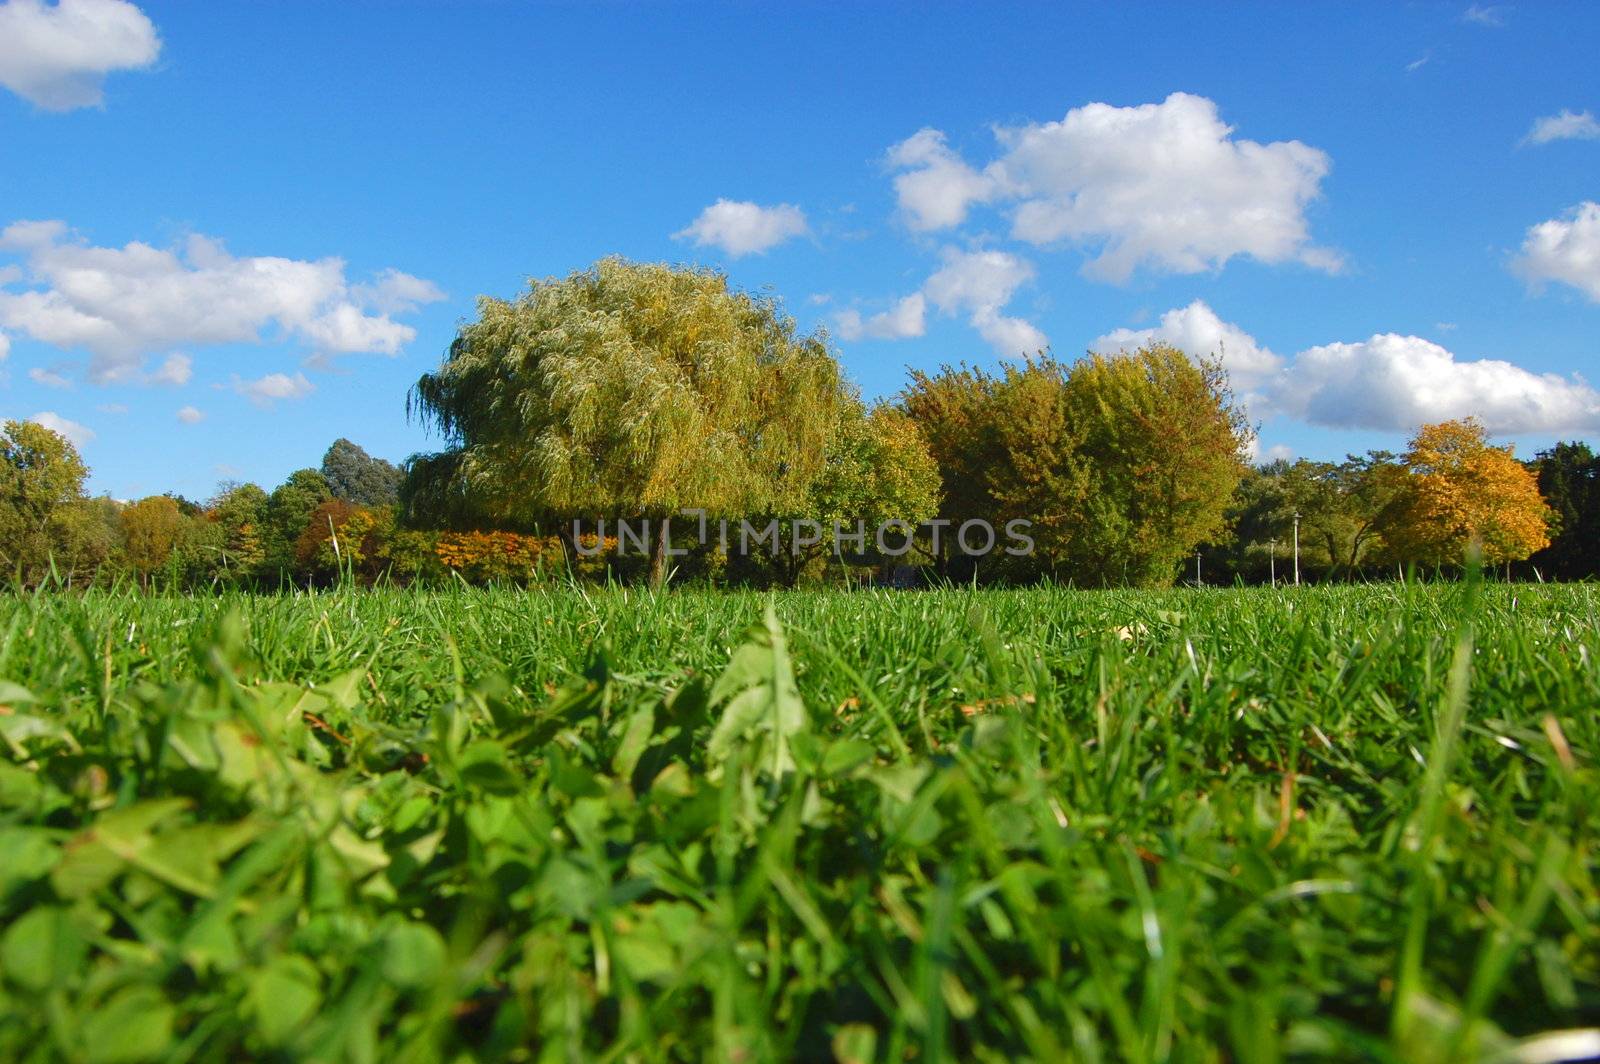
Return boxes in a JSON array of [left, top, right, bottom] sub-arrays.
[[1381, 418, 1551, 566]]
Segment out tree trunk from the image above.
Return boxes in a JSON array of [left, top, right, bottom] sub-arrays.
[[649, 517, 669, 589]]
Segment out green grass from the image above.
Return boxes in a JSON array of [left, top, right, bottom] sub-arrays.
[[0, 582, 1596, 1062]]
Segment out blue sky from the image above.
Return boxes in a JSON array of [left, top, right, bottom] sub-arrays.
[[1, 1, 1597, 501]]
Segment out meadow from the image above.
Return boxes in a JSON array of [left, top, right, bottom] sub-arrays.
[[0, 581, 1596, 1062]]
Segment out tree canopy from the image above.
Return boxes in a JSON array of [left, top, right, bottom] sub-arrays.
[[0, 419, 90, 582], [322, 439, 403, 507], [1528, 441, 1599, 579], [406, 257, 847, 582], [1381, 419, 1551, 566], [902, 345, 1249, 587]]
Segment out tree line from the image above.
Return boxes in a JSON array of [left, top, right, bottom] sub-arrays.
[[3, 258, 1594, 590]]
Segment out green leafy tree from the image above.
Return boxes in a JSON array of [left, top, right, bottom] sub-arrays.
[[0, 420, 90, 584], [1527, 442, 1599, 580], [407, 257, 844, 585], [1277, 452, 1407, 578], [51, 496, 124, 587], [263, 469, 333, 580], [1058, 345, 1250, 586], [980, 357, 1088, 577], [761, 400, 942, 585], [321, 439, 403, 507], [900, 364, 1006, 574], [207, 482, 270, 583], [121, 495, 184, 587]]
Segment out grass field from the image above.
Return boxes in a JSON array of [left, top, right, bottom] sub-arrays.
[[1, 582, 1596, 1062]]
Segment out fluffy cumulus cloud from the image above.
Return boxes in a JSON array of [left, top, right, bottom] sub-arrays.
[[887, 130, 997, 231], [0, 221, 445, 384], [1273, 333, 1600, 436], [1515, 202, 1600, 301], [1094, 302, 1600, 436], [885, 93, 1339, 282], [837, 249, 1045, 356], [923, 248, 1047, 355], [1525, 110, 1600, 146], [232, 371, 314, 407], [1093, 300, 1283, 392], [175, 404, 203, 424], [147, 352, 191, 386], [28, 410, 94, 448], [833, 293, 926, 341], [0, 0, 160, 110], [0, 331, 9, 361], [673, 199, 808, 258]]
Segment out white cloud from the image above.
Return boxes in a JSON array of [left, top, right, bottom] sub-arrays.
[[923, 248, 1035, 315], [1514, 201, 1600, 302], [1093, 300, 1284, 391], [886, 129, 998, 231], [924, 248, 1047, 356], [833, 293, 926, 341], [1274, 333, 1600, 436], [1462, 4, 1506, 26], [147, 352, 191, 386], [350, 268, 447, 315], [96, 402, 125, 414], [233, 371, 314, 407], [175, 404, 203, 424], [673, 199, 808, 257], [0, 331, 8, 360], [28, 410, 93, 448], [972, 311, 1047, 357], [885, 93, 1338, 282], [1244, 437, 1293, 463], [0, 221, 442, 384], [1525, 110, 1600, 146], [1093, 303, 1599, 435], [0, 0, 160, 110], [27, 365, 72, 389], [839, 248, 1047, 356], [1405, 54, 1431, 74]]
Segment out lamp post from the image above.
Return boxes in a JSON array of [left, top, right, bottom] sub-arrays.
[[1195, 550, 1202, 587], [1269, 539, 1277, 588], [1292, 510, 1301, 587]]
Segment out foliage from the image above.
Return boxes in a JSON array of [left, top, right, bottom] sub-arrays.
[[1060, 345, 1250, 586], [433, 530, 558, 584], [321, 438, 403, 508], [760, 400, 943, 585], [904, 347, 1249, 586], [407, 258, 846, 584], [120, 495, 184, 580], [263, 469, 334, 579], [0, 420, 89, 582], [1528, 441, 1600, 580], [1382, 419, 1552, 566], [0, 584, 1595, 1060], [980, 357, 1087, 576], [1280, 452, 1407, 576], [901, 363, 1005, 546]]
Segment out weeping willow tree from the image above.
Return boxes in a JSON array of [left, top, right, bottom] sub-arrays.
[[405, 257, 845, 585]]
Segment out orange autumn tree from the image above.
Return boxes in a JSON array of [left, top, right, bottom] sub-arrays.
[[1381, 418, 1551, 566]]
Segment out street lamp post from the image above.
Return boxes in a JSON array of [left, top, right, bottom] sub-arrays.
[[1196, 550, 1202, 587], [1269, 539, 1277, 588], [1292, 511, 1301, 587]]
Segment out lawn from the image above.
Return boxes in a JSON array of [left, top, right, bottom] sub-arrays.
[[0, 582, 1596, 1061]]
